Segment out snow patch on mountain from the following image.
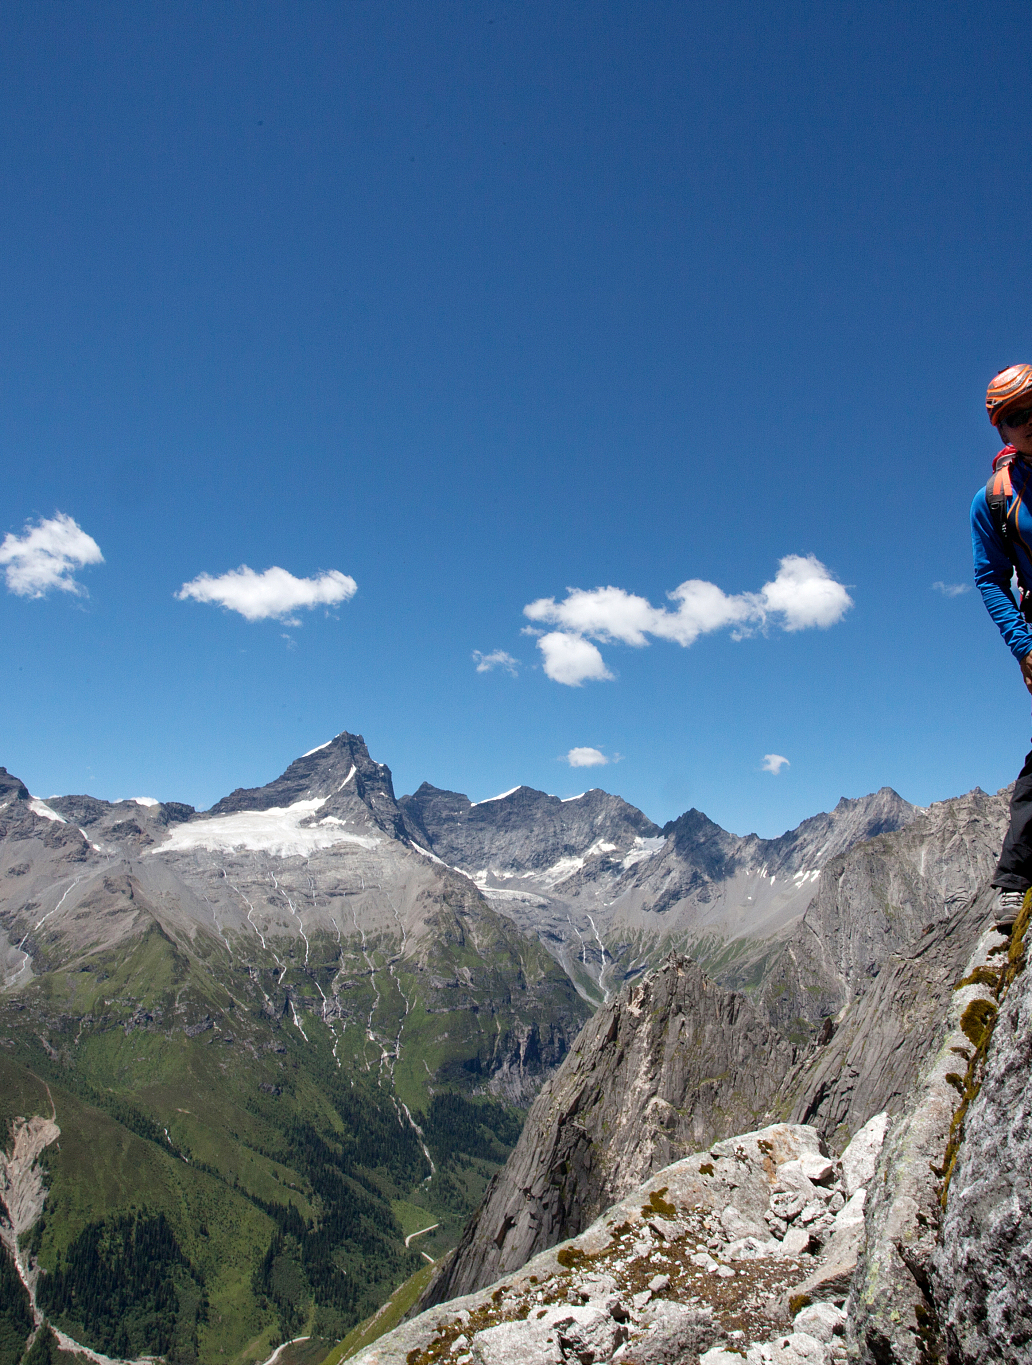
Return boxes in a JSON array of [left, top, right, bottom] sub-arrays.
[[410, 840, 447, 865], [303, 739, 333, 757], [151, 796, 381, 858], [29, 799, 66, 824], [471, 786, 521, 807], [621, 835, 667, 868], [477, 885, 550, 907]]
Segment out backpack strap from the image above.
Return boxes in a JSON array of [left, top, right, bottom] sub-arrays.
[[987, 453, 1015, 536], [986, 449, 1032, 618]]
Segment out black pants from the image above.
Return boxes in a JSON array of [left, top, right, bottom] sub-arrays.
[[994, 742, 1032, 891]]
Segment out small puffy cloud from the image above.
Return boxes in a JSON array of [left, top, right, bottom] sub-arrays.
[[932, 581, 971, 598], [0, 513, 104, 598], [473, 649, 520, 676], [538, 631, 614, 686], [566, 747, 609, 768], [757, 555, 853, 631], [176, 565, 356, 624], [524, 555, 852, 685], [762, 754, 790, 775]]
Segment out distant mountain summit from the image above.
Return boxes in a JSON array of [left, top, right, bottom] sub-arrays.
[[399, 782, 660, 874], [209, 730, 417, 844]]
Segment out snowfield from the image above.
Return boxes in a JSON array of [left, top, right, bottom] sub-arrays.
[[149, 796, 381, 858]]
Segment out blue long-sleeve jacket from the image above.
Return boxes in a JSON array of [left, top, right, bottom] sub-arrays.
[[972, 453, 1032, 661]]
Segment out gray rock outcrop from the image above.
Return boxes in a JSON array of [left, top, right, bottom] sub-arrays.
[[933, 904, 1032, 1362], [421, 954, 797, 1307], [844, 893, 1007, 1363], [353, 1123, 855, 1365]]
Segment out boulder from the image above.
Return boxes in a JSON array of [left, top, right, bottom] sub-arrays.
[[762, 1333, 829, 1364], [780, 1226, 812, 1256], [719, 1204, 766, 1241], [837, 1113, 887, 1199], [471, 1319, 564, 1365], [774, 1161, 819, 1199], [617, 1301, 716, 1364], [798, 1155, 836, 1186], [791, 1303, 845, 1343]]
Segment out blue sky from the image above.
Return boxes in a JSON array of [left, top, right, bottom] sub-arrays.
[[3, 0, 1031, 836]]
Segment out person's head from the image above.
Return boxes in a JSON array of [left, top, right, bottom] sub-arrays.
[[988, 364, 1032, 455]]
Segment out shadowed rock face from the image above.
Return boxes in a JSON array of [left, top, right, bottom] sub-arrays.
[[420, 953, 797, 1308], [785, 881, 1006, 1152]]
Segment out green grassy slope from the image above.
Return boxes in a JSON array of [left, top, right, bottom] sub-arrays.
[[0, 885, 589, 1365]]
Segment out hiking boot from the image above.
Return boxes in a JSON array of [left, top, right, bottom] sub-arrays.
[[995, 889, 1026, 932]]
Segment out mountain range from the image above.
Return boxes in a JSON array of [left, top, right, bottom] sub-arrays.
[[0, 730, 1014, 1365]]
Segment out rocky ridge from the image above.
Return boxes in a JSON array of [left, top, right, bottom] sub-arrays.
[[352, 1118, 889, 1365], [424, 954, 798, 1307]]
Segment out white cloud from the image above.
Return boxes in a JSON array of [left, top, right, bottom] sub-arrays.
[[932, 581, 971, 598], [0, 513, 104, 598], [537, 631, 614, 686], [176, 565, 357, 623], [762, 754, 790, 775], [757, 555, 853, 631], [566, 747, 609, 767], [473, 649, 520, 676], [524, 555, 852, 684]]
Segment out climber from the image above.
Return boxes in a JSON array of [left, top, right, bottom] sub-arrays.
[[972, 363, 1032, 931]]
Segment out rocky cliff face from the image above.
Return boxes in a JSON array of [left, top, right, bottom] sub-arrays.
[[421, 953, 797, 1308], [712, 786, 1010, 1044], [785, 882, 1003, 1153], [932, 899, 1032, 1363]]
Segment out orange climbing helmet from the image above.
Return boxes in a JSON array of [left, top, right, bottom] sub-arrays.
[[987, 364, 1032, 426]]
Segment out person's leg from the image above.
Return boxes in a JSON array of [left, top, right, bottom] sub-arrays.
[[993, 744, 1032, 891]]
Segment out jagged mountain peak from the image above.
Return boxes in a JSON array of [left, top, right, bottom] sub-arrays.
[[206, 729, 413, 842], [399, 780, 660, 875], [210, 730, 381, 810], [754, 784, 919, 875]]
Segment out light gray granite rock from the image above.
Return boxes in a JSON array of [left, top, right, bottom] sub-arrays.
[[933, 914, 1032, 1362], [847, 904, 1007, 1362], [792, 1302, 845, 1343], [352, 1122, 842, 1365], [837, 1113, 887, 1199]]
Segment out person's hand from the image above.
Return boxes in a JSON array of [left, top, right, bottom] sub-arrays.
[[1021, 652, 1032, 696]]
